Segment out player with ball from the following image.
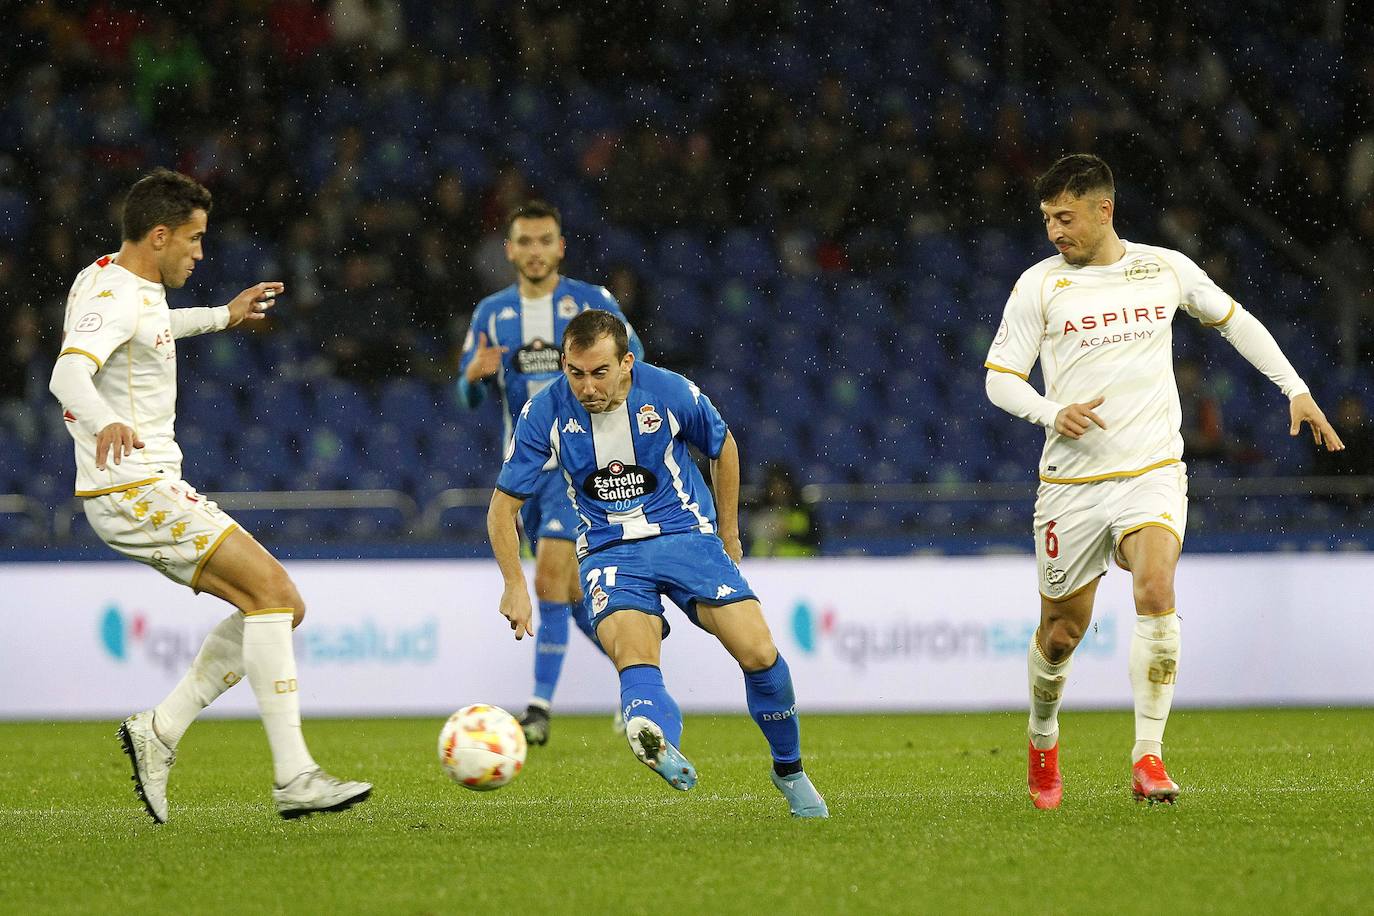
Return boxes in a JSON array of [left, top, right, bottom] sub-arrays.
[[486, 309, 827, 817]]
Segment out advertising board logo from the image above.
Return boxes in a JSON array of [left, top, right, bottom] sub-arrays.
[[788, 600, 1115, 669], [99, 604, 200, 674]]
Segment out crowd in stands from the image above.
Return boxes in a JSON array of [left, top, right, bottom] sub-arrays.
[[1, 1, 1371, 549]]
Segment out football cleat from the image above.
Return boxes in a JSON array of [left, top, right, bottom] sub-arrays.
[[625, 715, 696, 791], [518, 705, 551, 746], [771, 770, 829, 818], [117, 710, 175, 825], [1028, 740, 1063, 810], [273, 767, 372, 819], [1132, 754, 1180, 804]]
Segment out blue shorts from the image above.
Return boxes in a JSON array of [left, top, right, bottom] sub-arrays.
[[578, 532, 758, 639], [520, 469, 580, 548]]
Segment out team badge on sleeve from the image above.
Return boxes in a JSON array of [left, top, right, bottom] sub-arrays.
[[636, 404, 662, 434], [74, 313, 103, 332]]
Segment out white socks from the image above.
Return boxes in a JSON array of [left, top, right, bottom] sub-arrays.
[[153, 612, 244, 748], [1028, 632, 1072, 750], [1129, 611, 1180, 763], [242, 609, 316, 786]]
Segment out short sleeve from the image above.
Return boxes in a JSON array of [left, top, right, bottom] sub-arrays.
[[671, 375, 728, 458], [1171, 252, 1237, 327], [59, 290, 139, 371], [495, 398, 555, 498], [984, 281, 1043, 380]]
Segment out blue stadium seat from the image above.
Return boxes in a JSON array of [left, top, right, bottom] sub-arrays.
[[718, 229, 778, 279]]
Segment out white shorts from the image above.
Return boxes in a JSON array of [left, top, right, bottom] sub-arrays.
[[83, 478, 240, 592], [1033, 463, 1187, 601]]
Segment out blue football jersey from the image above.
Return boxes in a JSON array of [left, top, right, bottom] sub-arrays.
[[496, 362, 729, 556], [457, 277, 643, 440]]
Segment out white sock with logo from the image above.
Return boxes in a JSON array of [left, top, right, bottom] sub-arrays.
[[1028, 631, 1072, 750], [242, 609, 316, 786], [152, 611, 245, 749], [1130, 610, 1180, 763]]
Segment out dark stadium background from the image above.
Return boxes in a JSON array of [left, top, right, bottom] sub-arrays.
[[2, 0, 1371, 559]]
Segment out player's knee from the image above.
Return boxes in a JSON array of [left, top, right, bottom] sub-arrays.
[[532, 567, 563, 601], [1132, 571, 1174, 615], [254, 563, 304, 622], [1043, 619, 1084, 661], [731, 636, 779, 672]]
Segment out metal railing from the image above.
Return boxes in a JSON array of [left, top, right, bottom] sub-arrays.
[[6, 476, 1370, 545]]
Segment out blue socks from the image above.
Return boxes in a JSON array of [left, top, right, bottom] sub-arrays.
[[572, 597, 609, 658], [744, 654, 803, 774], [619, 664, 683, 746], [532, 601, 571, 705]]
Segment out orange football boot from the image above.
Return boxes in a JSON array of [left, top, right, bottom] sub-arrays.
[[1132, 754, 1180, 803], [1028, 741, 1063, 810]]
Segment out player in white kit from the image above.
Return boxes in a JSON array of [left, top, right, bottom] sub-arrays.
[[984, 155, 1345, 809], [48, 168, 370, 822]]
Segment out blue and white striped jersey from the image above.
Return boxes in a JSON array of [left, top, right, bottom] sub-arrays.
[[456, 277, 643, 441], [496, 362, 729, 556]]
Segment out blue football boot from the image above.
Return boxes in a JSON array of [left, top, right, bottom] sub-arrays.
[[625, 715, 696, 791]]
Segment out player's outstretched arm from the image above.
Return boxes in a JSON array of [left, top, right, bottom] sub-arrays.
[[487, 488, 534, 639], [224, 282, 284, 328], [1289, 392, 1345, 452], [710, 431, 743, 563]]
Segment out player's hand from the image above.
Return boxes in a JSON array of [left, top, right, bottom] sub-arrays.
[[720, 531, 744, 565], [499, 583, 534, 640], [1290, 392, 1345, 451], [95, 422, 144, 470], [226, 282, 284, 328], [465, 332, 508, 384], [1054, 396, 1107, 439]]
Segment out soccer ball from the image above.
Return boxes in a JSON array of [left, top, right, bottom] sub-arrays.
[[437, 704, 527, 791]]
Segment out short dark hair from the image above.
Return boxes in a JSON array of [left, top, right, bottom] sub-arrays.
[[563, 309, 629, 361], [1034, 154, 1115, 202], [122, 168, 213, 241], [506, 199, 562, 237]]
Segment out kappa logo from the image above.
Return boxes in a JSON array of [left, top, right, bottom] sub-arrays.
[[636, 404, 662, 434], [714, 585, 737, 599], [497, 306, 518, 320], [557, 295, 579, 319], [1054, 278, 1073, 289], [562, 418, 587, 434], [96, 289, 114, 298], [546, 519, 565, 532]]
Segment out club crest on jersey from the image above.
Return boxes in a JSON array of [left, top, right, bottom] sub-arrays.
[[584, 461, 657, 503], [1124, 259, 1161, 281], [636, 404, 662, 434], [514, 338, 562, 375], [557, 295, 580, 319]]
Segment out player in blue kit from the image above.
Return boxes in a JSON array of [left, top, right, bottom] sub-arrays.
[[458, 201, 643, 745], [487, 309, 828, 817]]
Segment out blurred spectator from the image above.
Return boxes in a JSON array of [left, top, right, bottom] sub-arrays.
[[1, 305, 42, 404], [747, 465, 820, 557], [1177, 359, 1228, 464], [1311, 395, 1374, 501], [318, 251, 412, 384]]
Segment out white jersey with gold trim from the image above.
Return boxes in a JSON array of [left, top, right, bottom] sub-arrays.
[[986, 240, 1257, 484], [58, 255, 187, 496]]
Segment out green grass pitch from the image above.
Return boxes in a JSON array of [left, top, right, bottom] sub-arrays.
[[3, 709, 1370, 914]]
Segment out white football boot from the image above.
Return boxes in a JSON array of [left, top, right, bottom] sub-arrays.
[[273, 767, 372, 819], [117, 710, 175, 825]]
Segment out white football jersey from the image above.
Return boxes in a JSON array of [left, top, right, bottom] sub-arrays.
[[985, 241, 1241, 484], [58, 255, 186, 496]]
